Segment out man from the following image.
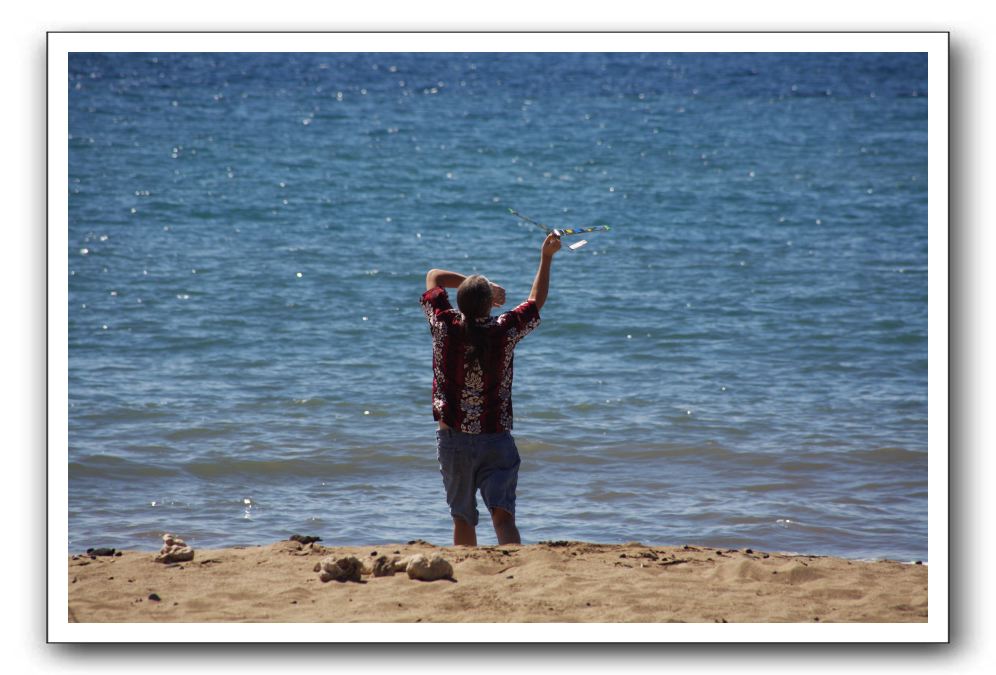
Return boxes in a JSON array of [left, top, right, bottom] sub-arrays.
[[421, 232, 561, 545]]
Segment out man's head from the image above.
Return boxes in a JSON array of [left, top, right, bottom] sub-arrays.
[[457, 274, 493, 321]]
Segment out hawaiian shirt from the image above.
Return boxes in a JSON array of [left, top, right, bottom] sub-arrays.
[[421, 286, 541, 433]]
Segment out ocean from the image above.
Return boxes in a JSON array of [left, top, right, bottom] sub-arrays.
[[67, 52, 929, 561]]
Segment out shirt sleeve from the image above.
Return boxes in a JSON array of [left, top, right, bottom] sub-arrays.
[[496, 299, 541, 345], [421, 286, 453, 328]]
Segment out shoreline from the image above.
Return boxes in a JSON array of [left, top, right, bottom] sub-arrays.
[[68, 539, 928, 623], [67, 545, 928, 565], [67, 539, 929, 565]]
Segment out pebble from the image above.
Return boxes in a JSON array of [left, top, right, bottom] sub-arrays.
[[154, 533, 195, 563], [148, 593, 161, 602], [317, 555, 363, 583], [86, 547, 116, 557], [372, 555, 401, 577], [406, 554, 453, 581]]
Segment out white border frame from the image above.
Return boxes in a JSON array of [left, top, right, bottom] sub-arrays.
[[48, 31, 948, 643]]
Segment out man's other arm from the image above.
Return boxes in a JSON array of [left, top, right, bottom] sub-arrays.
[[426, 269, 466, 291]]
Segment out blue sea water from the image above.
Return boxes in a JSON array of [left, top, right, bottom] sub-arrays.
[[67, 52, 929, 560]]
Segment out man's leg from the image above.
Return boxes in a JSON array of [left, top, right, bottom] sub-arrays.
[[490, 507, 521, 545], [453, 516, 478, 546]]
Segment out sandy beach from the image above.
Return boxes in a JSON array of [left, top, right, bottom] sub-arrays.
[[67, 539, 927, 623]]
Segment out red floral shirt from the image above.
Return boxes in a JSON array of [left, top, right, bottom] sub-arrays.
[[421, 286, 541, 433]]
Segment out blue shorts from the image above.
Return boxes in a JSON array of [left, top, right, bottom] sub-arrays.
[[436, 427, 521, 527]]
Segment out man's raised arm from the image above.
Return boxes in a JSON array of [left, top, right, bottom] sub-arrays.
[[528, 233, 561, 312]]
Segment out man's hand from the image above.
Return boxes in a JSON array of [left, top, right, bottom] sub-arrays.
[[541, 232, 562, 259], [490, 283, 506, 307]]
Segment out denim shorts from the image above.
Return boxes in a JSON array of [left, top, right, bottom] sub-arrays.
[[436, 427, 521, 527]]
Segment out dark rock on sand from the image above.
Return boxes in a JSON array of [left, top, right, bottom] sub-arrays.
[[289, 534, 322, 545]]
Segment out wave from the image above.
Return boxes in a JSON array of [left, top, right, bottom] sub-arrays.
[[182, 456, 368, 478], [76, 404, 170, 423], [523, 441, 791, 471], [181, 447, 434, 479], [70, 455, 178, 478], [164, 425, 237, 441], [849, 446, 927, 465]]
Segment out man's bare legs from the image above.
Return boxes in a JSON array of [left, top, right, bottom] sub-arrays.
[[452, 510, 520, 546], [490, 507, 521, 545], [453, 517, 477, 546]]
